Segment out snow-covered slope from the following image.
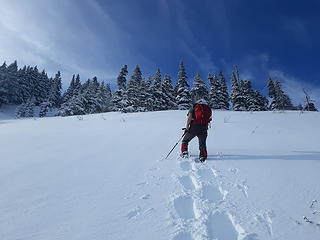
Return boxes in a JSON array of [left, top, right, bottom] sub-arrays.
[[1, 110, 320, 240]]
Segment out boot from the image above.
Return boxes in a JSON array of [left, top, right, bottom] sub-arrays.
[[199, 149, 208, 162], [181, 143, 189, 158]]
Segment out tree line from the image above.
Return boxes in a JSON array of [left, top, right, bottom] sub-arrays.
[[0, 60, 317, 118]]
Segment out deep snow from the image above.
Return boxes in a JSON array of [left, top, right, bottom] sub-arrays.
[[0, 110, 320, 240]]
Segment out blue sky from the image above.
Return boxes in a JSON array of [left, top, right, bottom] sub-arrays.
[[0, 0, 319, 104]]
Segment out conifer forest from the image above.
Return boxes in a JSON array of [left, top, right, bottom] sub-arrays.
[[0, 60, 317, 118]]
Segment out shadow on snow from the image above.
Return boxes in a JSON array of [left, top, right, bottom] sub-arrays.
[[206, 151, 320, 161]]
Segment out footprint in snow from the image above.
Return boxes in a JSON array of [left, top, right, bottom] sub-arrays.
[[202, 184, 223, 203], [127, 206, 142, 219], [178, 175, 196, 191], [180, 161, 191, 172], [136, 181, 148, 187], [207, 211, 238, 240], [140, 194, 151, 200], [254, 211, 274, 237], [145, 207, 155, 214], [196, 168, 215, 183], [173, 195, 195, 219], [236, 180, 249, 198], [229, 168, 239, 174]]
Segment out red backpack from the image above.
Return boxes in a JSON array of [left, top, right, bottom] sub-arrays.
[[193, 104, 212, 125]]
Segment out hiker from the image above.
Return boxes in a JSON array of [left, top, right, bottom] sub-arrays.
[[181, 99, 212, 162]]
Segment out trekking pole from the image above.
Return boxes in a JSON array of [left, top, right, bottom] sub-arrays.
[[164, 129, 187, 160]]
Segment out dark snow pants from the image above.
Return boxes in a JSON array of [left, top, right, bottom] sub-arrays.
[[182, 123, 208, 153]]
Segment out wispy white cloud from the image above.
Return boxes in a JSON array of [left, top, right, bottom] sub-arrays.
[[268, 69, 320, 106], [283, 18, 306, 35], [0, 0, 133, 88], [174, 0, 219, 79], [283, 18, 310, 44], [233, 53, 319, 106], [180, 41, 219, 77], [233, 53, 271, 85]]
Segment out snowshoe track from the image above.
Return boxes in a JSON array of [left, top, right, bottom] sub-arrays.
[[169, 157, 264, 240], [125, 153, 274, 239]]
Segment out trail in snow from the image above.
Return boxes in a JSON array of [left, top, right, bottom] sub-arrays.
[[165, 152, 320, 240], [167, 156, 265, 240]]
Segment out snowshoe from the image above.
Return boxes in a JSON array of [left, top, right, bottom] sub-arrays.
[[180, 151, 189, 158]]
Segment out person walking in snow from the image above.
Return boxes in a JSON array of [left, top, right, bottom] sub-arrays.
[[181, 99, 212, 162]]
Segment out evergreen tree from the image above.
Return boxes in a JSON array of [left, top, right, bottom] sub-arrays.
[[25, 66, 35, 101], [145, 76, 153, 89], [62, 75, 76, 103], [303, 102, 318, 111], [139, 76, 154, 111], [175, 61, 191, 109], [111, 89, 124, 111], [302, 89, 318, 111], [162, 74, 177, 110], [16, 98, 35, 118], [96, 81, 112, 112], [39, 101, 50, 117], [56, 76, 84, 117], [0, 61, 52, 109], [139, 78, 152, 111], [15, 102, 26, 118], [0, 62, 7, 72], [247, 90, 268, 111], [6, 61, 20, 104], [28, 66, 39, 103], [120, 88, 130, 113], [81, 77, 100, 114], [124, 65, 143, 112], [21, 66, 49, 105], [105, 83, 112, 105], [48, 71, 62, 108], [16, 66, 30, 103], [0, 62, 8, 106], [208, 73, 220, 109], [0, 61, 21, 104], [81, 78, 91, 92], [57, 94, 85, 116], [37, 69, 50, 105], [149, 68, 168, 111], [111, 65, 129, 111], [241, 80, 252, 110], [271, 81, 294, 110], [73, 74, 82, 95], [268, 78, 276, 99], [231, 66, 246, 111], [238, 79, 268, 111], [25, 98, 35, 117], [0, 85, 6, 106], [268, 78, 277, 109], [117, 65, 128, 90], [218, 71, 230, 110], [231, 66, 267, 111], [191, 73, 209, 103]]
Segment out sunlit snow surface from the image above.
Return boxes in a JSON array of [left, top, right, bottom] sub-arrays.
[[1, 110, 320, 240]]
